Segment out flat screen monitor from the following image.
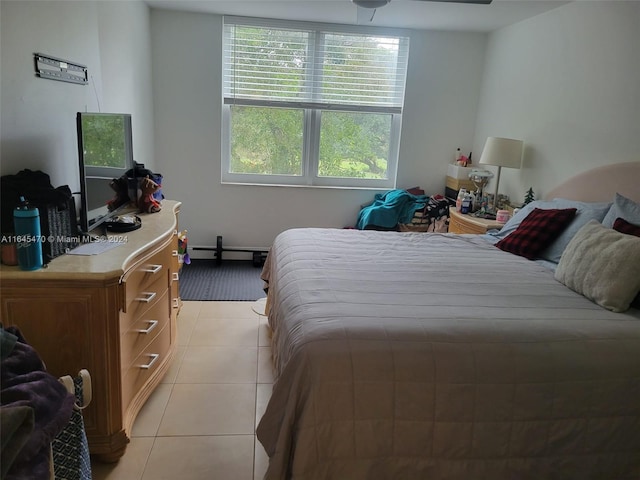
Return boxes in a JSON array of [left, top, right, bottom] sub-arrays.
[[76, 112, 135, 232]]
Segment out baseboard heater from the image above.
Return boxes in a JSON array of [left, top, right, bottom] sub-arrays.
[[192, 235, 268, 267]]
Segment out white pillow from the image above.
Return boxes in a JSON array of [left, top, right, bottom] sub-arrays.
[[602, 193, 640, 228], [539, 199, 611, 264], [555, 220, 640, 312]]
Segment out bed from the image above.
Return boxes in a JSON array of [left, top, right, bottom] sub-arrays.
[[256, 162, 640, 480]]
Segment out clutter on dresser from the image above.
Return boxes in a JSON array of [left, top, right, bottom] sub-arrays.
[[137, 176, 162, 213], [108, 163, 164, 215], [1, 169, 79, 264], [12, 196, 44, 271], [495, 209, 511, 223], [468, 168, 493, 198], [177, 230, 190, 266], [445, 164, 475, 205], [103, 214, 142, 232], [454, 147, 473, 167]]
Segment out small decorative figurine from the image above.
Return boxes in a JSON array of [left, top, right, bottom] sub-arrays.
[[524, 187, 535, 205], [178, 230, 190, 265], [138, 176, 162, 213]]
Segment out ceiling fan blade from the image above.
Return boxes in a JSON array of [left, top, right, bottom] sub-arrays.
[[352, 0, 491, 23]]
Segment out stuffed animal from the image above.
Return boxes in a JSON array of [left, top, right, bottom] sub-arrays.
[[107, 175, 130, 211], [178, 229, 190, 265], [138, 176, 162, 213]]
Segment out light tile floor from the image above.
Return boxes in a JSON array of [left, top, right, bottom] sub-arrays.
[[91, 301, 273, 480]]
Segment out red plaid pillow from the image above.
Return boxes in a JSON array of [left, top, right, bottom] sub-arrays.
[[496, 208, 577, 260], [613, 217, 640, 308], [613, 217, 640, 237]]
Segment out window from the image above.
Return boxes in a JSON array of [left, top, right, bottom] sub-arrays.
[[222, 17, 410, 188]]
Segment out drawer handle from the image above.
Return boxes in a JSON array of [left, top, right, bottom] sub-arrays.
[[173, 298, 180, 309], [172, 250, 179, 257], [135, 291, 157, 303], [135, 320, 158, 334], [172, 272, 180, 281], [141, 264, 163, 274], [138, 353, 160, 370]]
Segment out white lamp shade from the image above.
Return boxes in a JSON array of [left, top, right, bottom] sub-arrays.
[[479, 137, 523, 169]]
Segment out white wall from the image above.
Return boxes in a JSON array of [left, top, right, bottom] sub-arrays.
[[150, 9, 486, 253], [473, 1, 640, 203], [0, 1, 103, 190], [0, 1, 154, 206], [97, 2, 155, 169]]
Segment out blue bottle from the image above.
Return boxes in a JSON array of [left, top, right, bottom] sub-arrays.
[[13, 196, 43, 271]]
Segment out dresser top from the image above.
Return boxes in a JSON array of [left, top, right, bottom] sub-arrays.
[[449, 207, 505, 229], [0, 201, 181, 282]]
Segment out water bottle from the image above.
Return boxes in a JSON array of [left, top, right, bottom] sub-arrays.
[[469, 192, 476, 211], [13, 196, 43, 271], [461, 193, 473, 214]]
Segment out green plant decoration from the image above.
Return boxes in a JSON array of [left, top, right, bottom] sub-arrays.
[[524, 187, 535, 205]]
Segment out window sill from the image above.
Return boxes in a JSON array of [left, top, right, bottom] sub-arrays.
[[220, 181, 391, 191]]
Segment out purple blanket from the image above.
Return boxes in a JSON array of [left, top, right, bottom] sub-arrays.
[[1, 327, 74, 480]]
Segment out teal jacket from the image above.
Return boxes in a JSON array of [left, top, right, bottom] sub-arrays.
[[356, 189, 428, 230]]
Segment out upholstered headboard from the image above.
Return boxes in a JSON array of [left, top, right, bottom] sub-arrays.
[[544, 162, 640, 203]]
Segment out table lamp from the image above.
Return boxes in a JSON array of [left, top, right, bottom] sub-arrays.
[[479, 137, 523, 204]]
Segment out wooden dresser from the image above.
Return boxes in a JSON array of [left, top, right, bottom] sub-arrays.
[[0, 200, 182, 462]]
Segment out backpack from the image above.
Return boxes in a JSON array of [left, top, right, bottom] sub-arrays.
[[1, 169, 79, 262]]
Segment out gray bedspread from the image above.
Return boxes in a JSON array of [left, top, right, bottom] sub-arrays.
[[256, 228, 640, 480]]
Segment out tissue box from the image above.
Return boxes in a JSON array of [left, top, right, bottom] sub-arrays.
[[447, 164, 473, 180]]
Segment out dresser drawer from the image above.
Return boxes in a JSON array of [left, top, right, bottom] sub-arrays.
[[123, 266, 168, 319], [123, 247, 170, 313], [449, 208, 504, 234], [120, 289, 170, 368], [449, 214, 473, 234], [121, 322, 171, 411]]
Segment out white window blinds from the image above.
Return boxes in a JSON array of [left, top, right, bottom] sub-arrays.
[[223, 17, 410, 113]]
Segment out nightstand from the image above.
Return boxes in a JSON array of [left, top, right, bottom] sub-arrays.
[[449, 207, 505, 234]]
